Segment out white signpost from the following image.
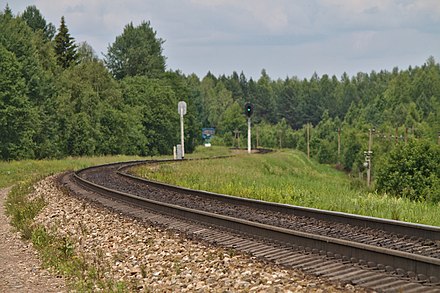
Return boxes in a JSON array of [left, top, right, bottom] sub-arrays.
[[178, 101, 187, 159]]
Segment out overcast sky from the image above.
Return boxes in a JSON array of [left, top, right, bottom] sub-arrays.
[[5, 0, 440, 80]]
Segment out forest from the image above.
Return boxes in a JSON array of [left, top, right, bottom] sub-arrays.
[[1, 6, 439, 201]]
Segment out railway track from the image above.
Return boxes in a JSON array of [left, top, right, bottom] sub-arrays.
[[59, 157, 440, 292]]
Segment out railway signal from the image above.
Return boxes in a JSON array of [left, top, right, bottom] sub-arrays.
[[245, 103, 253, 118], [244, 103, 253, 154]]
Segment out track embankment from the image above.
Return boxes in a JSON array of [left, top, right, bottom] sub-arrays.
[[60, 159, 440, 292]]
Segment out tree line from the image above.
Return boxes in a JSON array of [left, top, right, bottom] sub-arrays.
[[1, 5, 439, 201], [0, 5, 199, 159]]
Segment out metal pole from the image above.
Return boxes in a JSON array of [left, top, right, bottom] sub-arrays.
[[367, 129, 373, 187], [247, 117, 251, 154], [180, 113, 185, 159]]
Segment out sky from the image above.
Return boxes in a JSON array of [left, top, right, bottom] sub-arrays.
[[5, 0, 440, 80]]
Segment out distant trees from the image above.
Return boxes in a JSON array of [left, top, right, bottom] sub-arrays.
[[1, 4, 439, 203], [105, 21, 166, 79]]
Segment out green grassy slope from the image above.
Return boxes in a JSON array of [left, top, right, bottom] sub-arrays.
[[133, 149, 439, 226]]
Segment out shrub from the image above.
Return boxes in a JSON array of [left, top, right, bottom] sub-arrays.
[[376, 140, 440, 202]]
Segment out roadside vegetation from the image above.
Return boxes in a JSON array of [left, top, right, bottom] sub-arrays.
[[2, 155, 145, 291], [133, 148, 440, 227]]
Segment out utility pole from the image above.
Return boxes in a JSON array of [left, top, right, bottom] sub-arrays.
[[337, 128, 341, 164], [279, 129, 282, 149], [405, 127, 408, 144], [234, 129, 240, 148], [365, 128, 374, 187], [256, 127, 259, 149], [307, 123, 310, 159]]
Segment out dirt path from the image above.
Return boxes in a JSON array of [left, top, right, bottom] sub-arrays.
[[0, 188, 66, 293]]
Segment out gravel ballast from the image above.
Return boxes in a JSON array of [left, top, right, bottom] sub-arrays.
[[31, 176, 359, 292]]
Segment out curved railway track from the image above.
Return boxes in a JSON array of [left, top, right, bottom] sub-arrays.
[[59, 157, 440, 293]]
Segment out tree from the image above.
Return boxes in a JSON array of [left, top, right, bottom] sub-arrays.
[[105, 21, 166, 79], [21, 5, 55, 40], [54, 16, 78, 68], [77, 42, 98, 63], [3, 4, 12, 18], [121, 76, 179, 155], [0, 45, 37, 160], [218, 102, 247, 143], [254, 69, 276, 123], [376, 140, 440, 203]]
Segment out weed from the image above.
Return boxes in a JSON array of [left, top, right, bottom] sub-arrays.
[[173, 260, 182, 275]]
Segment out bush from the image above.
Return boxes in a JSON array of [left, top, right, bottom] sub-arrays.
[[376, 140, 440, 202]]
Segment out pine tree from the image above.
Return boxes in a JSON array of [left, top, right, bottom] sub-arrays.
[[54, 16, 77, 68], [4, 4, 12, 17]]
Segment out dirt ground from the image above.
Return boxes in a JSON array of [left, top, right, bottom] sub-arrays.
[[0, 188, 66, 293]]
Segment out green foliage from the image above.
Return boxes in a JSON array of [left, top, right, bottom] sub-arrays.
[[219, 101, 247, 143], [376, 140, 440, 203], [5, 179, 45, 239], [341, 129, 363, 171], [122, 76, 195, 155], [105, 21, 166, 80], [0, 45, 37, 160], [21, 5, 55, 40], [54, 16, 77, 69]]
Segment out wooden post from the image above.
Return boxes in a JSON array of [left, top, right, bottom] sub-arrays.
[[337, 128, 341, 163], [256, 127, 259, 149], [405, 127, 408, 144], [307, 123, 310, 159], [279, 130, 282, 149]]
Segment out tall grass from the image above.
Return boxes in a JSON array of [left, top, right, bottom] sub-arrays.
[[133, 149, 440, 226]]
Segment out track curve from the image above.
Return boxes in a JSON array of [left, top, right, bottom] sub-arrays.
[[60, 157, 440, 292]]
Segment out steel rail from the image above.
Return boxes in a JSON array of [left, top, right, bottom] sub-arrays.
[[118, 164, 440, 241], [73, 162, 440, 281]]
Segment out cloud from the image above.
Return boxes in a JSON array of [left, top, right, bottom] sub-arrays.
[[6, 0, 440, 78], [190, 0, 290, 32]]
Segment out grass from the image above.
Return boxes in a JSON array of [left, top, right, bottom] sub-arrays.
[[0, 155, 158, 189], [132, 149, 440, 227], [2, 146, 437, 291], [185, 145, 237, 158], [1, 155, 150, 292]]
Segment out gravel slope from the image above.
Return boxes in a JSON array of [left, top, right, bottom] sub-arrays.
[[0, 187, 66, 293], [10, 176, 361, 292]]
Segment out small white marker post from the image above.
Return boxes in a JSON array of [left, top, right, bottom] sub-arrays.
[[178, 101, 187, 159]]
